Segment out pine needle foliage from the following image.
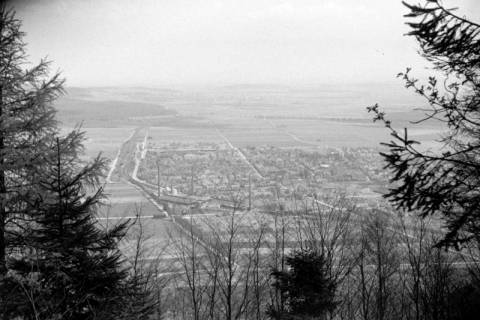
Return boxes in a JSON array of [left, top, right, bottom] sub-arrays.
[[268, 249, 337, 320], [8, 138, 130, 320], [368, 0, 480, 248], [0, 4, 63, 275]]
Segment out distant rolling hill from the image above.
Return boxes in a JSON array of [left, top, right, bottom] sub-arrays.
[[54, 97, 177, 127]]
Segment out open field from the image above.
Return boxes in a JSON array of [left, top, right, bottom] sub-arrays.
[[146, 120, 444, 151], [99, 182, 162, 218], [268, 118, 392, 148], [148, 126, 225, 147], [98, 181, 182, 261], [59, 126, 134, 159], [55, 97, 177, 127], [60, 85, 446, 155], [144, 118, 444, 150], [84, 127, 134, 158], [78, 119, 444, 160]]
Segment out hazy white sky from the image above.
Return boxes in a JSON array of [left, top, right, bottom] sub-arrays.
[[12, 0, 480, 87]]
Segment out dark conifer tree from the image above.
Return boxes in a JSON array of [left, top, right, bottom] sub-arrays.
[[268, 249, 337, 320], [0, 6, 157, 318], [8, 137, 132, 319], [0, 5, 63, 277], [368, 0, 480, 248]]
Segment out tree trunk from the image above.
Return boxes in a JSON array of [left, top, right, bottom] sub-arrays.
[[0, 84, 6, 276]]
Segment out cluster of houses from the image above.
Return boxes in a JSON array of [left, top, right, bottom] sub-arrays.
[[138, 143, 388, 216]]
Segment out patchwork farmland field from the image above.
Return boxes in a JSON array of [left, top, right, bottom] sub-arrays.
[[60, 127, 134, 159], [148, 126, 225, 147], [99, 182, 161, 218], [98, 181, 181, 262]]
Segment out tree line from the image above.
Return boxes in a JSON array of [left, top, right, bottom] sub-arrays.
[[153, 197, 478, 320]]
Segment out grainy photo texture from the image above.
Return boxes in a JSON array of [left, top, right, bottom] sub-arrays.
[[1, 0, 480, 319]]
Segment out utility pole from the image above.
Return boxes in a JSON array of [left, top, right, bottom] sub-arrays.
[[156, 159, 160, 197], [190, 165, 194, 195], [248, 173, 252, 211]]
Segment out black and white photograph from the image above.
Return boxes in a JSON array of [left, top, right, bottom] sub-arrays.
[[1, 0, 480, 319]]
